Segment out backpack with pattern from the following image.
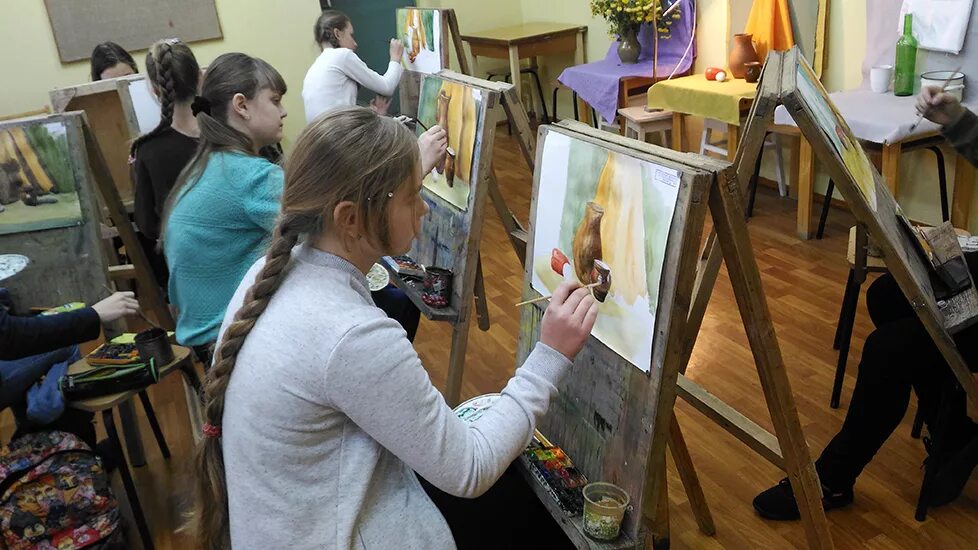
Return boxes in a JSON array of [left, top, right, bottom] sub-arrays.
[[0, 431, 121, 549]]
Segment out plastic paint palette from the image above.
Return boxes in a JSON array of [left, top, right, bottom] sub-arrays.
[[367, 263, 391, 292], [0, 254, 29, 282], [453, 393, 501, 423]]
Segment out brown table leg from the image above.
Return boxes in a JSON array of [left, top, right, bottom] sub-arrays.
[[727, 123, 739, 162], [671, 112, 686, 152], [797, 136, 815, 239], [952, 153, 975, 229], [881, 142, 902, 196]]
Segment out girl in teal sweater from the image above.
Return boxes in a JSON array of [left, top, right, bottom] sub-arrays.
[[162, 53, 289, 355]]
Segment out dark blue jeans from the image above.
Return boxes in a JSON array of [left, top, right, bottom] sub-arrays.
[[0, 346, 81, 430], [372, 285, 421, 342]]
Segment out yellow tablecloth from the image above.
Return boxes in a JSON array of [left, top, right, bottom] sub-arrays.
[[647, 75, 758, 126]]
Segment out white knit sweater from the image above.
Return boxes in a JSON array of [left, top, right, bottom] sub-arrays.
[[302, 47, 403, 123]]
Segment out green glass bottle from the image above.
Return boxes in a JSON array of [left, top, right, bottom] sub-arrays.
[[894, 14, 918, 96]]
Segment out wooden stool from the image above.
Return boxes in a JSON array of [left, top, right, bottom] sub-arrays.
[[68, 345, 201, 550], [617, 106, 672, 146]]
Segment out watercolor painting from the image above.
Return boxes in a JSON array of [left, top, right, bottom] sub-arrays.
[[795, 60, 878, 211], [397, 8, 444, 74], [416, 75, 484, 211], [0, 121, 82, 236], [531, 131, 681, 372]]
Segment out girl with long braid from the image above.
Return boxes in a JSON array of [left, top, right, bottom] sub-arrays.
[[190, 107, 599, 550], [131, 39, 201, 285]]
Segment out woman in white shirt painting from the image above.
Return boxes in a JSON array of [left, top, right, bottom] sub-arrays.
[[303, 10, 404, 121]]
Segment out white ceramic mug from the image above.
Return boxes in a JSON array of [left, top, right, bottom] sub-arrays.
[[871, 65, 894, 94]]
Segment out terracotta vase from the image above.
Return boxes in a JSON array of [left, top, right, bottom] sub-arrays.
[[572, 201, 604, 284], [409, 26, 421, 63], [616, 27, 641, 64], [729, 34, 760, 79]]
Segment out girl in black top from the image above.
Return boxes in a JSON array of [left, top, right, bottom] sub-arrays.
[[130, 39, 202, 285]]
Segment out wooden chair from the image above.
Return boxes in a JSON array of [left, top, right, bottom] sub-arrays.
[[67, 345, 201, 550]]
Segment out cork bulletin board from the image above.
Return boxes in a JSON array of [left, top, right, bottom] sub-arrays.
[[44, 0, 223, 63]]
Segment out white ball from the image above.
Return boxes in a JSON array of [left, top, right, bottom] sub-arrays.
[[715, 71, 727, 82]]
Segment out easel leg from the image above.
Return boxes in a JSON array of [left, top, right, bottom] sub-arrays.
[[445, 314, 473, 407], [508, 45, 523, 112], [473, 257, 490, 331], [651, 461, 670, 550], [669, 415, 716, 536], [709, 178, 834, 549], [487, 171, 527, 263]]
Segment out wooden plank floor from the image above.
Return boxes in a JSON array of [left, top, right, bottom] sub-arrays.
[[26, 128, 977, 548]]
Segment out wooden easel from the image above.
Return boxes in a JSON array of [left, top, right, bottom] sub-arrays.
[[515, 49, 833, 550]]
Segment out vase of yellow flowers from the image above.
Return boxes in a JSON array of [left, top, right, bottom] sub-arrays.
[[591, 0, 681, 64]]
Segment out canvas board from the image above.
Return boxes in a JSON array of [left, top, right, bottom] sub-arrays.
[[416, 75, 485, 211], [792, 60, 878, 210], [129, 78, 162, 135], [397, 8, 445, 74], [0, 120, 83, 235], [529, 131, 681, 372]]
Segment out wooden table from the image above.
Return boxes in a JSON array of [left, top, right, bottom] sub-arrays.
[[68, 345, 200, 550], [461, 23, 588, 111], [647, 75, 759, 161]]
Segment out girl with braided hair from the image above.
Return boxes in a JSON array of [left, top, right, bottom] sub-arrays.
[[131, 39, 201, 286], [189, 107, 598, 550]]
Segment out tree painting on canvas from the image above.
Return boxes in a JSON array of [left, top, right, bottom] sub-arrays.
[[531, 131, 681, 372], [0, 120, 82, 236], [416, 75, 484, 211], [397, 8, 444, 74]]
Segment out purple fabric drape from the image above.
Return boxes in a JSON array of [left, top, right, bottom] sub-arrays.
[[558, 0, 696, 123]]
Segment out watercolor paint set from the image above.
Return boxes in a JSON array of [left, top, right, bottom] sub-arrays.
[[521, 435, 588, 516]]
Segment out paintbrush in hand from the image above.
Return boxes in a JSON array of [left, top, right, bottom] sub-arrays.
[[102, 284, 161, 330], [909, 66, 963, 133], [515, 282, 601, 307]]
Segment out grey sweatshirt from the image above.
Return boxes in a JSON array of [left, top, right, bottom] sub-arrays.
[[219, 245, 571, 549]]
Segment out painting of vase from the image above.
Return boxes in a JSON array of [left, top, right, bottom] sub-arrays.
[[530, 131, 682, 372], [416, 75, 484, 210], [397, 8, 444, 74], [0, 120, 82, 236]]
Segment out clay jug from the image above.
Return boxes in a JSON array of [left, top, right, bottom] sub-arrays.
[[409, 26, 421, 62], [572, 201, 604, 284], [435, 91, 451, 174], [729, 34, 760, 79]]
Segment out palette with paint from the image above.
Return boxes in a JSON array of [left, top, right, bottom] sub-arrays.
[[453, 393, 588, 515]]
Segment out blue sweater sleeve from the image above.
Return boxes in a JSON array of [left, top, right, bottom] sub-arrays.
[[0, 307, 101, 360], [243, 163, 284, 233]]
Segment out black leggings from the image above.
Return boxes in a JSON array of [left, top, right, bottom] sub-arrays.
[[815, 254, 978, 491]]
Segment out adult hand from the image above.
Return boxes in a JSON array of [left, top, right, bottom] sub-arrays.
[[418, 125, 448, 174], [92, 292, 140, 323], [370, 95, 392, 116], [539, 281, 598, 361], [389, 39, 405, 63], [917, 86, 966, 127]]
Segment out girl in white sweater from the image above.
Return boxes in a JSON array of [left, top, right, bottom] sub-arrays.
[[302, 10, 405, 122], [189, 107, 598, 549]]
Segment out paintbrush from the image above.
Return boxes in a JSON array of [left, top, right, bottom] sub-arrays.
[[909, 66, 963, 133], [515, 282, 601, 307], [102, 284, 161, 330]]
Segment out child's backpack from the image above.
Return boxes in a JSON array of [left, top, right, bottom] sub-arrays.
[[0, 431, 122, 549]]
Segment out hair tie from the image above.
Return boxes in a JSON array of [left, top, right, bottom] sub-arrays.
[[202, 422, 222, 438], [191, 95, 211, 117]]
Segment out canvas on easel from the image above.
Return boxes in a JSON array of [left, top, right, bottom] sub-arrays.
[[50, 75, 162, 206], [397, 8, 469, 118], [777, 47, 978, 405]]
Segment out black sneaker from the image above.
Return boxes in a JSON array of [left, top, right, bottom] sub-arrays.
[[753, 478, 854, 521]]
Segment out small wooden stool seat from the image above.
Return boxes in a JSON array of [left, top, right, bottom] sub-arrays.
[[67, 345, 198, 550], [846, 226, 887, 271], [617, 106, 672, 145]]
